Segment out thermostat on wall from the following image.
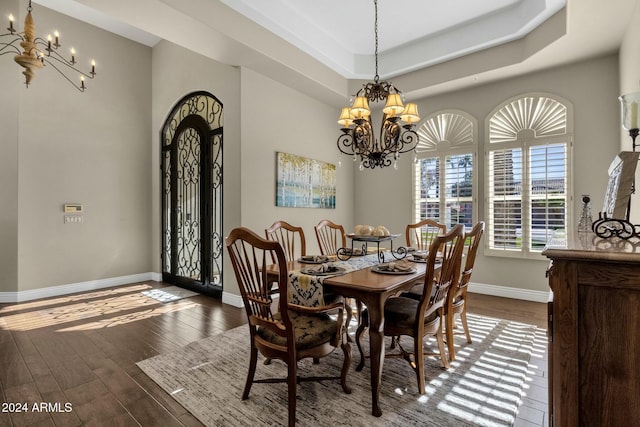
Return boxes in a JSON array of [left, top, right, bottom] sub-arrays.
[[63, 204, 83, 213]]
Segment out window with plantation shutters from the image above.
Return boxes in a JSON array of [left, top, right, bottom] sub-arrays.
[[413, 111, 477, 229], [486, 94, 572, 257]]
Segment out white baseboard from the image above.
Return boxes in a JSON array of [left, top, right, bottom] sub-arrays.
[[468, 282, 550, 303], [0, 272, 161, 303], [221, 291, 244, 308], [221, 283, 549, 308], [0, 275, 549, 306]]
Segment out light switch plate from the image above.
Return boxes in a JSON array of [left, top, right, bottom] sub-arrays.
[[64, 215, 83, 224]]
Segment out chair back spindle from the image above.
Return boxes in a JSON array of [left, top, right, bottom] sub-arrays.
[[227, 227, 291, 338], [315, 220, 346, 256], [265, 221, 306, 263], [406, 219, 447, 251]]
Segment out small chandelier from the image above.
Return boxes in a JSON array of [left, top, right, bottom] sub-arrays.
[[1, 1, 96, 91], [337, 0, 420, 170]]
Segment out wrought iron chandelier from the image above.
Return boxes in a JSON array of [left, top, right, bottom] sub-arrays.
[[1, 1, 96, 91], [337, 0, 420, 170]]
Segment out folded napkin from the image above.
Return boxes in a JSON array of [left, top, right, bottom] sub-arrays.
[[381, 260, 414, 272], [300, 255, 329, 263], [411, 251, 428, 260], [302, 263, 340, 274]]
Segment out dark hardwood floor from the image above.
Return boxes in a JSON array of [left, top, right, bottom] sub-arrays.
[[0, 281, 547, 426]]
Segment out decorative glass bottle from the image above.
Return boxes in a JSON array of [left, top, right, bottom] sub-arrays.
[[577, 194, 593, 232]]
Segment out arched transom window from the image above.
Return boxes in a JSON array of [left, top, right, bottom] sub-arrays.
[[413, 111, 477, 229], [485, 94, 573, 257]]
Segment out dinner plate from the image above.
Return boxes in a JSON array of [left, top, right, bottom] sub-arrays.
[[371, 264, 417, 275], [300, 266, 346, 276], [298, 255, 329, 264]]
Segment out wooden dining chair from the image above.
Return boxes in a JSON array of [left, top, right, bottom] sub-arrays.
[[400, 219, 448, 318], [226, 227, 351, 427], [265, 220, 306, 263], [445, 221, 485, 361], [314, 220, 346, 256], [354, 224, 465, 394], [314, 219, 359, 332], [405, 219, 447, 250]]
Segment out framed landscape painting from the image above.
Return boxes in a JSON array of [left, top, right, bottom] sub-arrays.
[[276, 152, 336, 208]]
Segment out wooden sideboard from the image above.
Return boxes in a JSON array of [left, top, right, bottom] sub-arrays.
[[542, 231, 640, 427]]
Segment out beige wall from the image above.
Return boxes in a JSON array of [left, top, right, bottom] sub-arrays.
[[151, 40, 241, 295], [0, 1, 633, 301], [1, 2, 153, 292], [355, 54, 621, 293], [0, 0, 20, 293], [619, 0, 640, 223], [239, 68, 355, 255]]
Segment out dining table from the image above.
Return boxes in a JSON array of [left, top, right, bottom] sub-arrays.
[[264, 252, 428, 417], [322, 262, 426, 417]]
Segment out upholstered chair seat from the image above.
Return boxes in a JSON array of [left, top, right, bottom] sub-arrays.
[[258, 311, 338, 350], [360, 297, 440, 332]]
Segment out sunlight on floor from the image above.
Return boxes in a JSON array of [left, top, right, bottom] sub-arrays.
[[431, 318, 537, 426], [56, 300, 199, 331], [0, 284, 199, 331], [0, 283, 154, 314]]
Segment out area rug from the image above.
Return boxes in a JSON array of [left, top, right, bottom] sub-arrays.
[[137, 314, 538, 426], [141, 286, 199, 303]]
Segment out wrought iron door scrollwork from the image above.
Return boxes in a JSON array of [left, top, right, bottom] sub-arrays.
[[161, 91, 223, 292]]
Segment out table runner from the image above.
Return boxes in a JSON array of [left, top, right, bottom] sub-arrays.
[[288, 253, 384, 306]]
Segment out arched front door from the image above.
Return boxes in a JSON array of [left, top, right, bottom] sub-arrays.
[[160, 91, 223, 296]]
